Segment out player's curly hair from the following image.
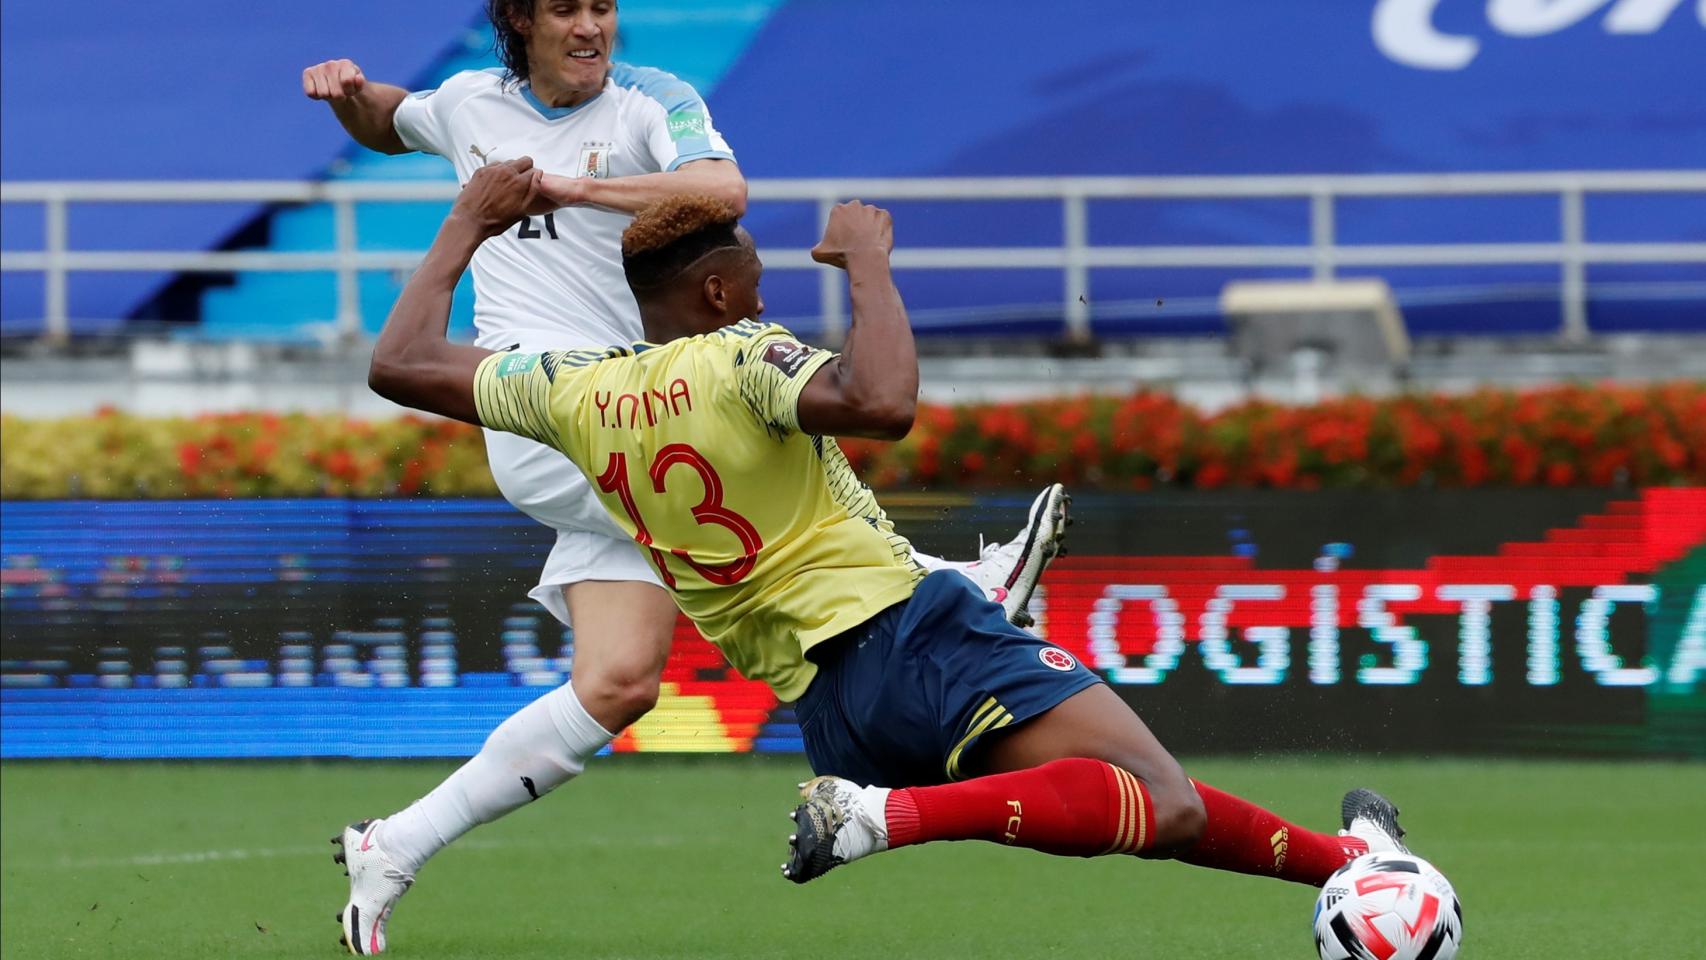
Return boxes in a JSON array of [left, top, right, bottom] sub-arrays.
[[487, 0, 537, 85], [622, 195, 738, 258], [621, 195, 745, 293]]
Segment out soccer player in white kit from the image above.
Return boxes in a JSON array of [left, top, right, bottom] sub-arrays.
[[304, 2, 1066, 952]]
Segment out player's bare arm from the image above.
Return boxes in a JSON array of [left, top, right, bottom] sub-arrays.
[[792, 201, 918, 440], [539, 159, 747, 216], [302, 58, 411, 155], [368, 159, 551, 420]]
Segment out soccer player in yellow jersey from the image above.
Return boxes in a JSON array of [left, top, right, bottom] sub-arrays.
[[362, 158, 1418, 918]]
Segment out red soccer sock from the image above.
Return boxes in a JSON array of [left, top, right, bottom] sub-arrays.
[[885, 757, 1155, 856], [1176, 780, 1366, 886]]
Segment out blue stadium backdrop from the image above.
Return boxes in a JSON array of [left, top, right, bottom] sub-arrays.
[[3, 1, 1703, 337], [3, 490, 1701, 759]]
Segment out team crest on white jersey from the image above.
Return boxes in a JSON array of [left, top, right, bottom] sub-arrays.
[[578, 142, 612, 179]]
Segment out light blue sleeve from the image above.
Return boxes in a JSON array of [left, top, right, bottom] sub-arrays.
[[610, 63, 737, 172]]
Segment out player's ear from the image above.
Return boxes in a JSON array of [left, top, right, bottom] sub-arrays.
[[703, 273, 728, 316]]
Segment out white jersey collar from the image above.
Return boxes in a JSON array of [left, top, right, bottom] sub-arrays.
[[519, 76, 611, 121]]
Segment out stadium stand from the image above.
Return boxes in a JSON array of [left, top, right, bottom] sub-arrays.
[[2, 0, 1702, 341], [0, 0, 484, 337], [717, 0, 1705, 336]]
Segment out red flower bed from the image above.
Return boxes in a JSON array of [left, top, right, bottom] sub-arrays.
[[3, 383, 1700, 498], [845, 382, 1704, 490]]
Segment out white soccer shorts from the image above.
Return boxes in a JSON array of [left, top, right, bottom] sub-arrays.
[[483, 426, 663, 627]]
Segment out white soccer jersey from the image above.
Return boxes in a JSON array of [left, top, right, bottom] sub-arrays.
[[393, 65, 737, 351]]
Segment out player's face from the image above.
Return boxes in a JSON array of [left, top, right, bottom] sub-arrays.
[[723, 231, 765, 324], [699, 237, 764, 334], [723, 248, 765, 327], [524, 0, 617, 104]]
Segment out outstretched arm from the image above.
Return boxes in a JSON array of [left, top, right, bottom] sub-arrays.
[[303, 59, 411, 155], [538, 158, 747, 216], [793, 201, 918, 440], [368, 159, 552, 422]]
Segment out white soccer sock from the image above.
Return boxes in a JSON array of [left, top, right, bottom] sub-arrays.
[[380, 680, 613, 874]]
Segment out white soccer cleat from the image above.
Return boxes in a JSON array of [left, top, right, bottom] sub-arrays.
[[780, 776, 891, 884], [331, 818, 414, 955], [1338, 788, 1411, 855], [963, 483, 1071, 628]]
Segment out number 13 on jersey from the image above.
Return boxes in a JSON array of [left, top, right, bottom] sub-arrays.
[[595, 443, 763, 589]]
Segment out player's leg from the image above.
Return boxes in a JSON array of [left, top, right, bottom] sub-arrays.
[[950, 683, 1204, 853], [784, 572, 1381, 887], [784, 570, 1140, 881], [786, 684, 1206, 882], [334, 434, 673, 953], [791, 685, 1378, 888], [944, 686, 1374, 883], [911, 483, 1069, 627], [375, 539, 672, 875], [337, 537, 672, 954], [556, 578, 677, 730]]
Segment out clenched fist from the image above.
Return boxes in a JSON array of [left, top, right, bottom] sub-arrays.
[[302, 59, 367, 101], [453, 158, 557, 237], [811, 200, 894, 270]]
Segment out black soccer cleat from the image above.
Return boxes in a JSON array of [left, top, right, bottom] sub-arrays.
[[780, 776, 890, 885], [781, 793, 843, 885], [1340, 787, 1410, 854]]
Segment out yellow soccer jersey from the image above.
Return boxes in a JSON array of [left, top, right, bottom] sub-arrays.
[[473, 319, 924, 701]]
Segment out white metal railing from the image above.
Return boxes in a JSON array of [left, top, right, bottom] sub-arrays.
[[4, 171, 1706, 345]]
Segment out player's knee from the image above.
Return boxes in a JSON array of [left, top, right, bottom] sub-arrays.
[[607, 672, 661, 726], [1103, 751, 1202, 853], [1150, 782, 1207, 852], [576, 665, 662, 731], [1127, 763, 1204, 854]]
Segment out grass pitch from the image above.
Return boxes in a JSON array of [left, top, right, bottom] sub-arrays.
[[3, 757, 1702, 959]]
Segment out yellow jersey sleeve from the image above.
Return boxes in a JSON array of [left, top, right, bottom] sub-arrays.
[[472, 351, 565, 450], [730, 323, 836, 437]]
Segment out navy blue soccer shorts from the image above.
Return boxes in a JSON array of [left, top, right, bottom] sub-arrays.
[[794, 570, 1103, 788]]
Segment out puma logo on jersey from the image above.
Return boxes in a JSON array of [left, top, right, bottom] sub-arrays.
[[468, 143, 492, 166]]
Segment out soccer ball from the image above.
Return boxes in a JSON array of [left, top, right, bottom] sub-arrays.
[[1313, 852, 1463, 960]]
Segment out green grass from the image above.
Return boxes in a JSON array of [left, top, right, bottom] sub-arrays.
[[3, 757, 1703, 959]]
